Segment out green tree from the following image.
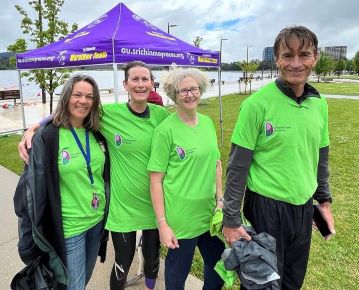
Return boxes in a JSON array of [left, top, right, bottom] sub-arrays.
[[334, 59, 346, 76], [345, 59, 353, 74], [353, 51, 359, 75], [8, 0, 78, 113], [193, 36, 203, 48], [240, 59, 260, 93], [0, 52, 17, 69], [7, 39, 27, 67], [314, 53, 335, 82]]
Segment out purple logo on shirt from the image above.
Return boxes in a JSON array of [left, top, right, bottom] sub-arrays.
[[265, 122, 274, 137], [176, 147, 186, 161], [115, 134, 122, 146], [62, 150, 71, 165]]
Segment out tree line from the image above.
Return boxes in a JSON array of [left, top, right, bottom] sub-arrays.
[[0, 52, 16, 69], [314, 52, 359, 81]]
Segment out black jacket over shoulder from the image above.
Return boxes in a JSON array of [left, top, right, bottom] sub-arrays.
[[14, 122, 111, 289]]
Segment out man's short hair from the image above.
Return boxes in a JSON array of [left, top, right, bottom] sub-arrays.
[[273, 25, 318, 58]]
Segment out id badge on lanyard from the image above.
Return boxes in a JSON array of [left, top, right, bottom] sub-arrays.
[[70, 128, 100, 210]]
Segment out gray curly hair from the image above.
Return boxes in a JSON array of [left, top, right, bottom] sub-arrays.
[[162, 67, 209, 102]]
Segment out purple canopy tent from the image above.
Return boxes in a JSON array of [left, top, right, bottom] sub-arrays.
[[15, 2, 225, 142]]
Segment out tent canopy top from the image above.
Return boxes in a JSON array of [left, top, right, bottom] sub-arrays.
[[16, 2, 220, 70]]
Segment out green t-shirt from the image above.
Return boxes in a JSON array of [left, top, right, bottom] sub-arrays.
[[58, 128, 105, 238], [147, 113, 220, 239], [232, 82, 330, 205], [101, 103, 169, 232]]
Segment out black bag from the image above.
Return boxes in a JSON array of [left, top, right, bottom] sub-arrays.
[[10, 256, 57, 290]]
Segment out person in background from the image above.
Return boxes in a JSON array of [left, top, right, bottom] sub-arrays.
[[14, 74, 110, 290], [222, 25, 335, 290], [148, 89, 164, 106], [148, 67, 225, 290], [18, 61, 169, 290]]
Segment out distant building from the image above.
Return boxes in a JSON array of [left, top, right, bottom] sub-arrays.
[[262, 47, 275, 63], [324, 46, 347, 60]]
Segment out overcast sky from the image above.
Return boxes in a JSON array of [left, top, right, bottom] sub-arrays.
[[1, 0, 358, 62]]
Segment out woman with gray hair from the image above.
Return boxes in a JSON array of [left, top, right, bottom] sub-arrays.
[[148, 67, 225, 290], [14, 74, 110, 290]]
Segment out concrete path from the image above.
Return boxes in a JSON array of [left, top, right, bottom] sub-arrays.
[[1, 77, 358, 135], [0, 165, 203, 290], [324, 94, 359, 100], [0, 78, 274, 134]]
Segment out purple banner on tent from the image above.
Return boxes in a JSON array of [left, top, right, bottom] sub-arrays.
[[115, 47, 219, 67], [16, 3, 219, 69]]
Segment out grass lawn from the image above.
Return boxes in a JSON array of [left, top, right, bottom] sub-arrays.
[[309, 81, 359, 96], [0, 134, 23, 174], [0, 88, 358, 289]]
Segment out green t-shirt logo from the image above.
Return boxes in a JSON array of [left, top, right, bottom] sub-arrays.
[[176, 146, 186, 160], [115, 133, 122, 147], [265, 122, 274, 137], [62, 150, 71, 165]]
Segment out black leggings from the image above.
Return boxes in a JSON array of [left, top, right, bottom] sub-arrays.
[[110, 229, 160, 290]]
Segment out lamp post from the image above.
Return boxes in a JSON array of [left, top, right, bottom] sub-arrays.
[[218, 37, 228, 146], [167, 22, 178, 34], [245, 45, 253, 82], [165, 22, 178, 89]]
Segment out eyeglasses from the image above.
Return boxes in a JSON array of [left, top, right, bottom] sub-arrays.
[[177, 87, 201, 97]]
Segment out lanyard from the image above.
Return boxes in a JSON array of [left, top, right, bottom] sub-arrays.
[[70, 127, 94, 185]]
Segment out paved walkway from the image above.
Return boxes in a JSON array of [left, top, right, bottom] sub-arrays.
[[0, 165, 203, 289], [323, 94, 359, 100], [1, 77, 358, 135], [0, 78, 274, 134]]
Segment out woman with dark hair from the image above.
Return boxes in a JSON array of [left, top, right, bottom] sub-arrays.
[[15, 74, 110, 290], [18, 62, 169, 290], [101, 61, 169, 290]]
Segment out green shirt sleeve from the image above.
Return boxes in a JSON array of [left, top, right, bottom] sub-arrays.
[[148, 127, 171, 173], [231, 99, 264, 150]]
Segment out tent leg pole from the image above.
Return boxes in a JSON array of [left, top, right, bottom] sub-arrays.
[[113, 63, 119, 103], [218, 67, 223, 147], [18, 70, 26, 130]]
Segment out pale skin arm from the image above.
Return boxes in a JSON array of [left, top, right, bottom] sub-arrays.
[[150, 172, 179, 249], [318, 201, 336, 240], [215, 160, 224, 209], [18, 122, 41, 164]]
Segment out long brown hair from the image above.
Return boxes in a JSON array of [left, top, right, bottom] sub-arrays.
[[52, 74, 102, 131]]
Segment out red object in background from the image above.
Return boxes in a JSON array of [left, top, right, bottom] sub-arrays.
[[148, 90, 164, 106]]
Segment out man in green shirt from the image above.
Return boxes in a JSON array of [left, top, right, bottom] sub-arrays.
[[223, 26, 335, 290]]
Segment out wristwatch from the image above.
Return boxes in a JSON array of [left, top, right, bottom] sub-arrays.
[[217, 197, 225, 203]]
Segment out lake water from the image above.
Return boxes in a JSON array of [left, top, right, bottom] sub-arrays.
[[0, 69, 269, 100]]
